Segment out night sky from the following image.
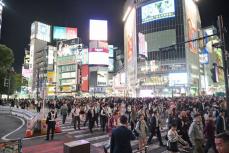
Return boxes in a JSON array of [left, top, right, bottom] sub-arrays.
[[0, 0, 228, 73]]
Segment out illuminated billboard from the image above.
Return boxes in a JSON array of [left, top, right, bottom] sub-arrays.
[[185, 0, 201, 54], [89, 51, 109, 65], [82, 49, 89, 64], [108, 45, 114, 58], [53, 26, 78, 40], [169, 73, 187, 86], [97, 71, 108, 86], [108, 58, 114, 72], [36, 22, 51, 42], [141, 0, 175, 24], [81, 65, 89, 92], [138, 32, 148, 57], [89, 20, 108, 41]]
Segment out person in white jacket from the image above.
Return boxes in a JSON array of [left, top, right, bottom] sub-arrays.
[[167, 123, 187, 153]]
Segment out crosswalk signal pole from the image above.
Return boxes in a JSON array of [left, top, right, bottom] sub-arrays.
[[217, 15, 229, 116]]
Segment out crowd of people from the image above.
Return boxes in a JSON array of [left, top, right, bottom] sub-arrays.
[[1, 96, 229, 153]]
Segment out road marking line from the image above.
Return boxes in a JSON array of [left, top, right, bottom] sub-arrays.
[[1, 115, 25, 141]]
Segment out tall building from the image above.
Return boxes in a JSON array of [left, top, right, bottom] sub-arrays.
[[56, 38, 84, 97], [28, 21, 51, 98], [88, 20, 109, 96], [123, 0, 203, 97]]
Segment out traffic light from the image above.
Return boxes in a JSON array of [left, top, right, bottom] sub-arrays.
[[211, 63, 219, 83]]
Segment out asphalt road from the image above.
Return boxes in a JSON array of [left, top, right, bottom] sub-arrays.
[[0, 114, 26, 141]]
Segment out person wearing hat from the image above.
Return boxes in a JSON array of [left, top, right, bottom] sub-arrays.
[[188, 112, 204, 153], [46, 108, 57, 140]]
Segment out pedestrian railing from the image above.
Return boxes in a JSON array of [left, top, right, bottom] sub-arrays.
[[0, 139, 22, 153]]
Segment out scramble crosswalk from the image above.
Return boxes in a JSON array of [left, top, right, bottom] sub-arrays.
[[60, 117, 168, 153]]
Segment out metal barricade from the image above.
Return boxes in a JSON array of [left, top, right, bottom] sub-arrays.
[[0, 139, 22, 153]]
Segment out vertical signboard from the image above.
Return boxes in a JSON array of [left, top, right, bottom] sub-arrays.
[[81, 65, 89, 92], [138, 32, 148, 57], [185, 0, 201, 54], [0, 3, 2, 37], [124, 8, 137, 95], [82, 48, 89, 64]]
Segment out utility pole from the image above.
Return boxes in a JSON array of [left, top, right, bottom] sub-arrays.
[[36, 69, 40, 100], [218, 15, 229, 115]]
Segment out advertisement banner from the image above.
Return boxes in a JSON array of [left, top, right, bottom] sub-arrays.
[[53, 26, 66, 40], [90, 20, 108, 41], [97, 71, 108, 86], [48, 47, 54, 65], [47, 72, 56, 84], [185, 0, 201, 54], [124, 8, 137, 92], [138, 32, 148, 57], [169, 73, 187, 86], [89, 48, 109, 53], [108, 58, 114, 72], [141, 0, 175, 24], [66, 27, 78, 40], [53, 26, 77, 40], [108, 45, 114, 57], [89, 51, 109, 65], [81, 65, 89, 92], [82, 48, 89, 64], [36, 22, 51, 42], [22, 68, 32, 78], [199, 48, 209, 64]]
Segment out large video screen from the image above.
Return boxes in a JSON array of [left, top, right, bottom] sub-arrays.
[[141, 0, 175, 24], [90, 19, 108, 41], [89, 51, 109, 65], [53, 26, 77, 40], [36, 22, 51, 42]]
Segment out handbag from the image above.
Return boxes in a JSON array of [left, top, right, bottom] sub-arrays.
[[167, 140, 178, 151], [132, 129, 139, 137]]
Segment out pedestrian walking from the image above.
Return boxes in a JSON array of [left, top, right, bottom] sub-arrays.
[[72, 104, 81, 130], [110, 115, 135, 153], [135, 114, 148, 152], [188, 113, 204, 153], [46, 108, 57, 140], [60, 103, 68, 124]]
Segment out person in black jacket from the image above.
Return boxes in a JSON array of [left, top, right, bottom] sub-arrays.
[[147, 111, 164, 146], [110, 115, 135, 153], [46, 108, 57, 140], [87, 105, 96, 133], [216, 110, 226, 134]]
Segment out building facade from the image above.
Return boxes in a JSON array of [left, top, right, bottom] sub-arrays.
[[123, 0, 204, 97]]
